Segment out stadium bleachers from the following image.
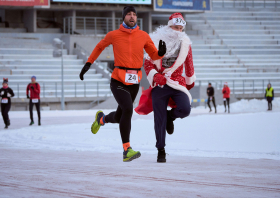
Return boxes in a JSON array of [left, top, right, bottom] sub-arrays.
[[185, 4, 280, 96], [0, 35, 111, 99]]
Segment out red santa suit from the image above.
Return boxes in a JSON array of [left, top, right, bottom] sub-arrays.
[[135, 15, 196, 115]]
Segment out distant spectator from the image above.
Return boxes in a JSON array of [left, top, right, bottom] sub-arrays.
[[0, 78, 14, 129], [222, 82, 230, 113], [207, 83, 217, 113], [26, 76, 41, 126], [265, 83, 274, 111]]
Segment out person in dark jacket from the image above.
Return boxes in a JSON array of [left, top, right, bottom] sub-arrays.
[[265, 83, 274, 111], [26, 76, 41, 126], [207, 83, 216, 113], [0, 78, 14, 129]]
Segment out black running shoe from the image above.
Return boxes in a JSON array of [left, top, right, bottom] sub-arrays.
[[29, 121, 34, 126], [6, 120, 10, 126], [157, 148, 166, 163], [38, 121, 41, 126], [166, 110, 175, 135], [4, 125, 8, 129]]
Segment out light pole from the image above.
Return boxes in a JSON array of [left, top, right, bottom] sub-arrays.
[[53, 38, 65, 110]]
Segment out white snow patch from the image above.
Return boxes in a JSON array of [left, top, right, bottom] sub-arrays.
[[1, 110, 280, 160]]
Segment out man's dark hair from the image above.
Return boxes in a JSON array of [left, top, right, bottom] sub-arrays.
[[208, 83, 212, 85]]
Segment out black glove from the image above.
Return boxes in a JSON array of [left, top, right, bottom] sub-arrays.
[[31, 86, 34, 90], [158, 40, 166, 57], [80, 62, 91, 81], [27, 94, 30, 99]]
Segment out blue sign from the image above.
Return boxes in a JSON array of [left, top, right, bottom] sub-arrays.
[[154, 0, 211, 12]]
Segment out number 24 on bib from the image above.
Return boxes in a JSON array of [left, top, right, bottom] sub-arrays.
[[125, 70, 139, 84]]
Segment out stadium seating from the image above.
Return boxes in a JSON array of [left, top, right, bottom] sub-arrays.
[[0, 34, 111, 99], [185, 2, 280, 95]]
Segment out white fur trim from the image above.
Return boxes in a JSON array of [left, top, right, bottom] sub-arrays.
[[185, 72, 196, 85], [166, 81, 192, 105], [163, 36, 191, 74], [167, 20, 173, 27], [154, 59, 162, 71], [168, 18, 186, 28], [147, 69, 158, 88]]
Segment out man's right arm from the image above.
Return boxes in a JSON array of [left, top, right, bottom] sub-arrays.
[[87, 32, 113, 64]]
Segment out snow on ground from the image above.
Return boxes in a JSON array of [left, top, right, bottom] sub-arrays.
[[1, 98, 280, 160], [194, 97, 280, 113]]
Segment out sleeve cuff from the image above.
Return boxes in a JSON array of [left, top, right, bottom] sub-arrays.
[[185, 72, 196, 85], [147, 69, 158, 88]]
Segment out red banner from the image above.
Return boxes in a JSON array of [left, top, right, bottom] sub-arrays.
[[0, 0, 49, 6]]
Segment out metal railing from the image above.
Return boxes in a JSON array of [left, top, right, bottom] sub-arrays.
[[74, 43, 111, 73], [64, 16, 143, 35], [8, 78, 278, 98], [8, 82, 112, 99], [216, 0, 280, 8], [196, 78, 279, 97]]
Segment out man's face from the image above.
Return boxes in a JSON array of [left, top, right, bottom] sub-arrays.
[[208, 84, 211, 88], [170, 25, 184, 32], [2, 83, 7, 87], [31, 78, 36, 83], [268, 84, 271, 88], [124, 11, 137, 28]]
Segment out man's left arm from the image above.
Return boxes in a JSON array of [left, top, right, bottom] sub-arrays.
[[185, 46, 196, 90], [34, 83, 40, 94], [144, 34, 165, 61], [9, 88, 15, 97]]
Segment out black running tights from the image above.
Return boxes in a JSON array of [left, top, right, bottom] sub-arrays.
[[105, 78, 139, 144]]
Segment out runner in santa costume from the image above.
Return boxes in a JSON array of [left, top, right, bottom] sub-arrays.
[[135, 13, 196, 163]]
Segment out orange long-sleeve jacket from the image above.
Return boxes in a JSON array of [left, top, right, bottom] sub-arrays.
[[87, 24, 163, 85]]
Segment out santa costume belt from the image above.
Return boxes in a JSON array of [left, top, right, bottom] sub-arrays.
[[115, 66, 141, 71]]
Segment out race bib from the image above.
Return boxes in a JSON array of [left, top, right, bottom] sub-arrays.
[[223, 98, 226, 101], [1, 98, 8, 104], [172, 18, 186, 27], [32, 99, 39, 103], [210, 97, 212, 101], [125, 70, 139, 84]]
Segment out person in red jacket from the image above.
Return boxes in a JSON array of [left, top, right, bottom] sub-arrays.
[[26, 76, 41, 126], [135, 13, 196, 163], [222, 82, 230, 113]]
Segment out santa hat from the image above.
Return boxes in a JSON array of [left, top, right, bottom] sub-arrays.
[[224, 82, 228, 86], [167, 13, 186, 28]]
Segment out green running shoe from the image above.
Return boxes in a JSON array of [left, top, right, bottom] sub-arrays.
[[123, 147, 141, 162], [91, 111, 105, 134]]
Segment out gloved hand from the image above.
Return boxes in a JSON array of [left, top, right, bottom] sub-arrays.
[[1, 91, 4, 95], [31, 86, 34, 90], [272, 97, 274, 100], [158, 40, 166, 57], [27, 94, 30, 99], [7, 93, 11, 97], [80, 62, 91, 81], [223, 91, 226, 94], [153, 73, 166, 86]]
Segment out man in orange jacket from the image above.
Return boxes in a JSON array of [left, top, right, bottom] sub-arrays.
[[79, 5, 166, 162]]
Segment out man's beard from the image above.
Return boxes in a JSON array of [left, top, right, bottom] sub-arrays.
[[124, 19, 136, 27], [148, 26, 188, 59]]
